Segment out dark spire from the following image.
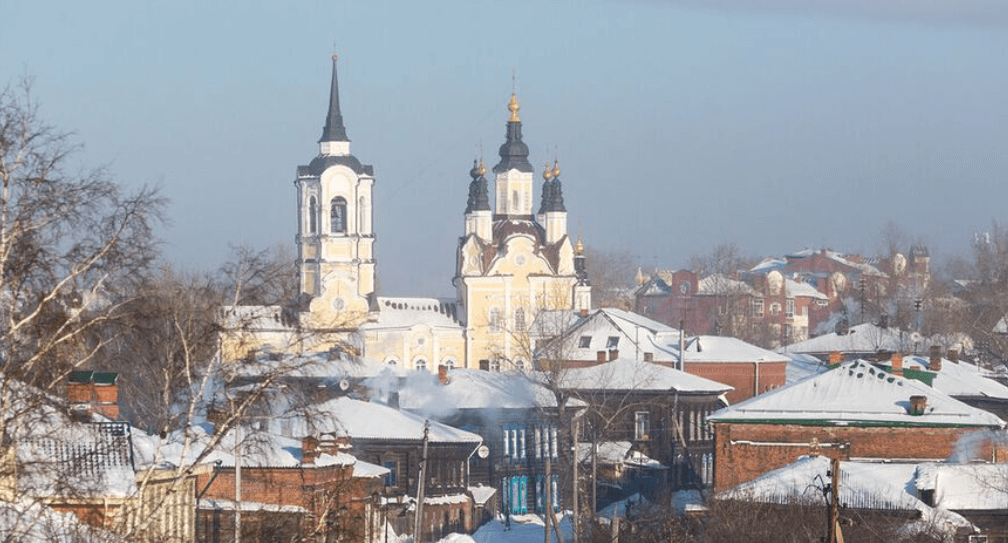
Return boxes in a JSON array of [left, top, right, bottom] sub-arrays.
[[547, 159, 566, 212], [493, 93, 533, 173], [538, 162, 554, 215], [466, 159, 491, 213], [319, 54, 349, 143], [575, 235, 590, 285]]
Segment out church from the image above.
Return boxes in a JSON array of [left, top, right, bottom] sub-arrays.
[[225, 55, 591, 371]]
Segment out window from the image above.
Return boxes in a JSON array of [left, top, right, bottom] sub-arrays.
[[635, 411, 650, 440], [769, 303, 781, 317], [606, 336, 620, 349], [578, 336, 592, 348], [443, 359, 455, 370], [514, 308, 526, 332], [643, 352, 654, 362], [490, 358, 501, 372], [786, 298, 795, 318], [330, 197, 347, 233], [815, 299, 828, 309], [752, 298, 764, 318], [489, 307, 503, 333], [415, 359, 427, 371], [383, 461, 397, 487], [514, 359, 525, 371], [386, 358, 398, 366], [308, 196, 318, 234]]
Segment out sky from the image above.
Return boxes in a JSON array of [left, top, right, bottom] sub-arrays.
[[3, 1, 1007, 297]]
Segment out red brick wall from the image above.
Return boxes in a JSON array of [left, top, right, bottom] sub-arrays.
[[712, 421, 986, 492], [681, 361, 787, 404]]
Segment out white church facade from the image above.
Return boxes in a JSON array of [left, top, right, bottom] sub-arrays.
[[223, 56, 591, 372]]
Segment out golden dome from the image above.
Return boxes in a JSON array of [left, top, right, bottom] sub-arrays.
[[575, 235, 584, 255], [508, 92, 521, 122], [478, 158, 486, 176], [543, 162, 553, 180], [551, 159, 560, 178]]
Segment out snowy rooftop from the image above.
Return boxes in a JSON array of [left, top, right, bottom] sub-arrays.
[[901, 356, 1008, 399], [361, 296, 464, 330], [558, 358, 732, 394], [708, 360, 1006, 427], [308, 397, 482, 444], [781, 323, 926, 355], [233, 351, 410, 380], [917, 462, 1008, 510], [576, 441, 666, 469], [131, 424, 360, 470], [398, 368, 584, 413], [677, 335, 790, 364], [697, 274, 755, 296], [785, 277, 828, 300], [718, 455, 971, 534]]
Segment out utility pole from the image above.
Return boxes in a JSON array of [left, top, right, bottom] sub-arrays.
[[235, 417, 242, 543], [826, 457, 843, 543], [414, 422, 429, 543], [571, 415, 580, 543]]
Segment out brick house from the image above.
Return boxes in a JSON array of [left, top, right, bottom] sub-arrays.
[[707, 359, 1006, 492], [189, 431, 387, 543]]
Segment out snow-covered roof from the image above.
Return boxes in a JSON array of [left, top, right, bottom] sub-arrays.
[[783, 352, 828, 384], [917, 463, 1008, 510], [199, 498, 308, 513], [697, 274, 755, 296], [233, 351, 410, 379], [749, 258, 787, 274], [309, 397, 482, 444], [785, 277, 828, 300], [469, 484, 497, 506], [398, 368, 582, 413], [782, 323, 925, 355], [131, 425, 357, 470], [902, 356, 1008, 400], [708, 360, 1006, 428], [18, 423, 136, 499], [677, 335, 790, 364], [545, 308, 681, 363], [0, 499, 122, 543], [558, 358, 732, 394], [718, 456, 972, 535], [576, 441, 666, 469], [361, 296, 464, 330]]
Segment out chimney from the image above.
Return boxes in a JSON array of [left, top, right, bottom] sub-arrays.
[[890, 353, 903, 376], [438, 364, 448, 385], [388, 391, 400, 409], [67, 371, 120, 421], [947, 349, 959, 363], [608, 349, 619, 361], [597, 351, 606, 363], [580, 308, 589, 318], [302, 436, 319, 465], [828, 351, 842, 368], [929, 346, 942, 372], [909, 395, 927, 416]]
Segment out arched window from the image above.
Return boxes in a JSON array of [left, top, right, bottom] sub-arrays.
[[489, 308, 503, 333], [443, 359, 455, 370], [308, 196, 318, 234], [330, 197, 347, 233], [386, 358, 398, 366], [415, 359, 427, 372], [514, 308, 526, 332]]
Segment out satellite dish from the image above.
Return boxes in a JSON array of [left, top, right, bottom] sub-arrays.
[[339, 379, 350, 391], [477, 445, 490, 459]]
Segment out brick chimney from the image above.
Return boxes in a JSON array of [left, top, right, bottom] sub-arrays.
[[828, 351, 842, 368], [67, 371, 120, 421], [438, 364, 448, 385], [608, 349, 619, 361], [302, 436, 319, 465], [890, 353, 903, 376], [909, 395, 927, 416], [929, 346, 942, 372], [947, 349, 959, 363]]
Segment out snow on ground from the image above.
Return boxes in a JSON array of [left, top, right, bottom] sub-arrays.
[[0, 499, 122, 543], [465, 513, 573, 543]]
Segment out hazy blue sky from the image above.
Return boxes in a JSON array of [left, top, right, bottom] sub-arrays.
[[3, 1, 1007, 296]]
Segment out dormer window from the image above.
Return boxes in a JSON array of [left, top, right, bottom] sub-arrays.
[[330, 196, 347, 233], [579, 336, 592, 348], [606, 336, 619, 349]]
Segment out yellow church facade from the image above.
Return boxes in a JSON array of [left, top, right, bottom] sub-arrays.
[[222, 56, 590, 372]]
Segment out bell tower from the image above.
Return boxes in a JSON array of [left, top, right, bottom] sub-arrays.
[[295, 55, 376, 324]]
